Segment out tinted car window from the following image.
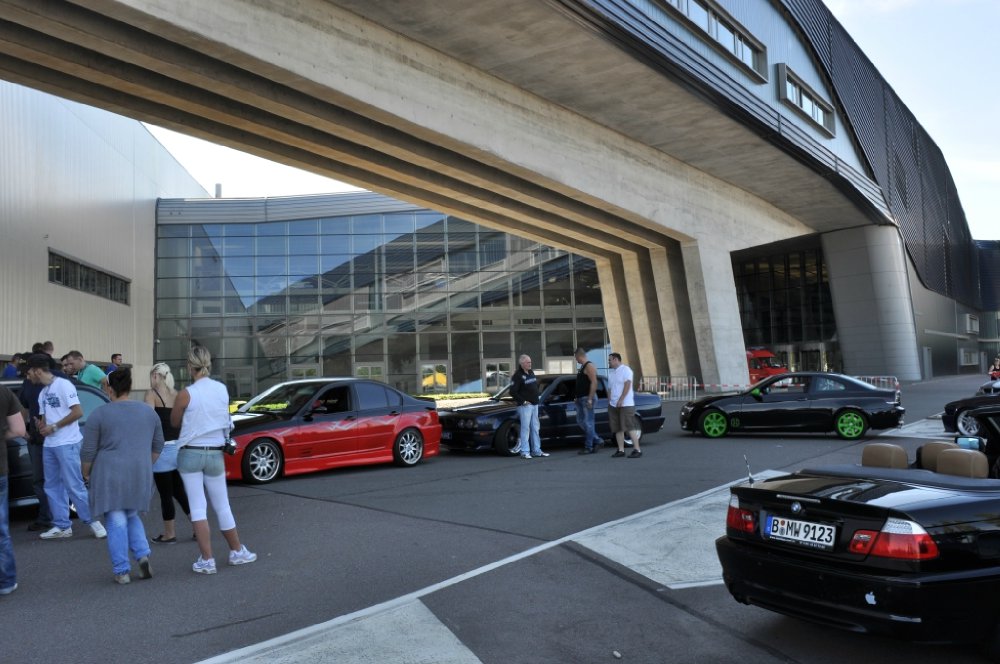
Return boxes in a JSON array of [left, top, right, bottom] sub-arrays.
[[812, 377, 847, 393], [355, 382, 389, 411], [314, 385, 351, 413]]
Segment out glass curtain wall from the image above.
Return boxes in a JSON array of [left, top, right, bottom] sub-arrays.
[[156, 211, 608, 397]]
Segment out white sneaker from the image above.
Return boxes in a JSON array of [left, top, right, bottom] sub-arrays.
[[89, 521, 107, 539], [40, 526, 72, 540], [192, 556, 217, 575], [228, 545, 257, 566]]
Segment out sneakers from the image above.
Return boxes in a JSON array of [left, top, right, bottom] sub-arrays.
[[113, 573, 131, 585], [533, 452, 550, 458], [40, 526, 72, 539], [0, 583, 17, 596], [611, 450, 626, 458], [136, 557, 153, 580], [192, 556, 217, 575], [578, 448, 596, 455], [89, 521, 107, 539], [228, 545, 257, 566], [629, 450, 643, 458], [520, 454, 532, 459]]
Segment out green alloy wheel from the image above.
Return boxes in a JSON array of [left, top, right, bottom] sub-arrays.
[[835, 410, 867, 440], [698, 410, 729, 438]]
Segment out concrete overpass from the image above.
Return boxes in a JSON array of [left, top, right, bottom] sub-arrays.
[[0, 0, 900, 385]]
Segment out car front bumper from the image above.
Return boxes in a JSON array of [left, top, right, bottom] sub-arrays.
[[716, 535, 1000, 644], [439, 428, 497, 451]]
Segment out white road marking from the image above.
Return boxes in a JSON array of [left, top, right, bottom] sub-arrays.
[[196, 473, 776, 664]]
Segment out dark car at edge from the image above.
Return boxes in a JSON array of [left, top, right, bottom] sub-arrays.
[[716, 404, 1000, 658], [438, 374, 665, 455], [679, 372, 904, 440]]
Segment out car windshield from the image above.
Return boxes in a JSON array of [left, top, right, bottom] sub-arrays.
[[239, 382, 324, 413], [492, 376, 557, 400], [762, 357, 784, 368]]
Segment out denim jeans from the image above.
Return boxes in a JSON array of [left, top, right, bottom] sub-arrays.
[[0, 475, 16, 590], [516, 403, 541, 456], [104, 510, 151, 575], [43, 442, 93, 529], [575, 397, 600, 449]]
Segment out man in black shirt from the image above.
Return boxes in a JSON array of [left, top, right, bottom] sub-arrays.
[[574, 348, 601, 454], [509, 354, 547, 459]]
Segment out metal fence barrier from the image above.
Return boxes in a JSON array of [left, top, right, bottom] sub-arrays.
[[853, 375, 900, 391], [638, 375, 698, 402]]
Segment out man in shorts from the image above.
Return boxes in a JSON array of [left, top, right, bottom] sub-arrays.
[[607, 352, 643, 458]]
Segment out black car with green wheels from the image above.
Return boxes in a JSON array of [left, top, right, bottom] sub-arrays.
[[679, 372, 904, 440]]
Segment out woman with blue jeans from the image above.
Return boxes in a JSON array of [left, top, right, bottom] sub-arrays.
[[172, 346, 256, 575], [81, 368, 164, 584]]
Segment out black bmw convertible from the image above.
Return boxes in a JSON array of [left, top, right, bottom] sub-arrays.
[[716, 403, 1000, 657]]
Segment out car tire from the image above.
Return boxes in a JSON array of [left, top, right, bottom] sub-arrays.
[[493, 422, 520, 456], [698, 409, 728, 438], [241, 438, 283, 484], [393, 428, 424, 467], [834, 409, 868, 440], [956, 409, 981, 437]]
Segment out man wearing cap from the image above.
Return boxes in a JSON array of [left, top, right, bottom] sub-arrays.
[[24, 354, 106, 540]]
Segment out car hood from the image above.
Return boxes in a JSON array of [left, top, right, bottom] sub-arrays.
[[684, 392, 741, 408], [439, 399, 513, 416], [231, 411, 289, 431]]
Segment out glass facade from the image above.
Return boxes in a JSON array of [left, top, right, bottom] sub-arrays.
[[156, 207, 608, 398], [732, 239, 840, 373]]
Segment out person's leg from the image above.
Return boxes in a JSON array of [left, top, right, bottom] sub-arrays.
[[516, 405, 531, 457], [584, 400, 598, 448], [104, 509, 131, 577], [628, 408, 642, 454], [0, 475, 16, 592], [125, 510, 151, 575], [179, 469, 213, 561], [609, 406, 626, 456], [42, 446, 70, 530], [152, 471, 177, 540], [202, 457, 254, 564], [575, 397, 592, 450], [27, 437, 52, 527], [529, 404, 542, 456], [54, 443, 94, 525], [172, 470, 191, 517]]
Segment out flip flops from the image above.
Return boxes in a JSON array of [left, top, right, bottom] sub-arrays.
[[151, 534, 177, 544]]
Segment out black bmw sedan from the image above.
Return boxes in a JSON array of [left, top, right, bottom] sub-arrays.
[[438, 374, 665, 455], [679, 372, 904, 440]]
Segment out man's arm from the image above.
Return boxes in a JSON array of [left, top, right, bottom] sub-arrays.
[[586, 363, 597, 400]]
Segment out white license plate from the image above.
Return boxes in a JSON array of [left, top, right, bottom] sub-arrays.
[[440, 431, 451, 440], [765, 515, 836, 550]]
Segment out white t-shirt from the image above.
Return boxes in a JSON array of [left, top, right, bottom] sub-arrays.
[[38, 377, 82, 447], [608, 364, 635, 408]]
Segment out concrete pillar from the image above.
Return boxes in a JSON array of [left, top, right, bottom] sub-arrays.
[[648, 241, 700, 378], [822, 226, 921, 380], [681, 239, 748, 389]]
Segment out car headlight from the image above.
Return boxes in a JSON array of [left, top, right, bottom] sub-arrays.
[[479, 417, 499, 430]]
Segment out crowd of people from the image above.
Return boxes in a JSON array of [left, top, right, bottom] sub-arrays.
[[0, 343, 255, 593]]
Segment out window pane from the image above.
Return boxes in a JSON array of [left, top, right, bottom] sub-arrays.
[[688, 1, 709, 31]]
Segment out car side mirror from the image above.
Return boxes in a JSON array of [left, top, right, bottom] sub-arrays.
[[955, 435, 986, 453]]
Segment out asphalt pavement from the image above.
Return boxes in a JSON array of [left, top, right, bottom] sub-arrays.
[[1, 372, 993, 664]]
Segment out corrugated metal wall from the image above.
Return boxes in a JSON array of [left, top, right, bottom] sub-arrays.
[[0, 81, 207, 372]]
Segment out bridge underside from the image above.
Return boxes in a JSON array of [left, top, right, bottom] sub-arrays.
[[0, 0, 884, 384]]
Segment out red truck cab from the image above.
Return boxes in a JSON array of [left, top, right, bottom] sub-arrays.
[[746, 348, 785, 384]]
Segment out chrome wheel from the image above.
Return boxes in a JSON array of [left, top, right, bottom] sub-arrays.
[[243, 439, 282, 483], [956, 409, 981, 437], [393, 428, 424, 466]]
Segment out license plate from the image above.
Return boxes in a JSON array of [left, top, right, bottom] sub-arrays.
[[765, 515, 836, 550], [440, 431, 451, 440]]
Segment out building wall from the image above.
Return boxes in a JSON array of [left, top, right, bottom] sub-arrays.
[[0, 81, 207, 378]]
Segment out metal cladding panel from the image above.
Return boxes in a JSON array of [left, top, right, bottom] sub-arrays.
[[978, 241, 1000, 311], [157, 192, 423, 225]]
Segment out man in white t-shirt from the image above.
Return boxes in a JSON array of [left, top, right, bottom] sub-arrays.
[[607, 352, 643, 458], [24, 355, 105, 540]]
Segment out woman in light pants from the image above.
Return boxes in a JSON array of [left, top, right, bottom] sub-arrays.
[[172, 346, 256, 575]]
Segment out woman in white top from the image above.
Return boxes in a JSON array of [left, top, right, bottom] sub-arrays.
[[171, 346, 256, 575]]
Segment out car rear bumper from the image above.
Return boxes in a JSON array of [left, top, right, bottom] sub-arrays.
[[716, 535, 1000, 644]]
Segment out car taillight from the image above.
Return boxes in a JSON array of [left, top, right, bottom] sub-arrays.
[[726, 494, 756, 533], [856, 518, 938, 560]]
